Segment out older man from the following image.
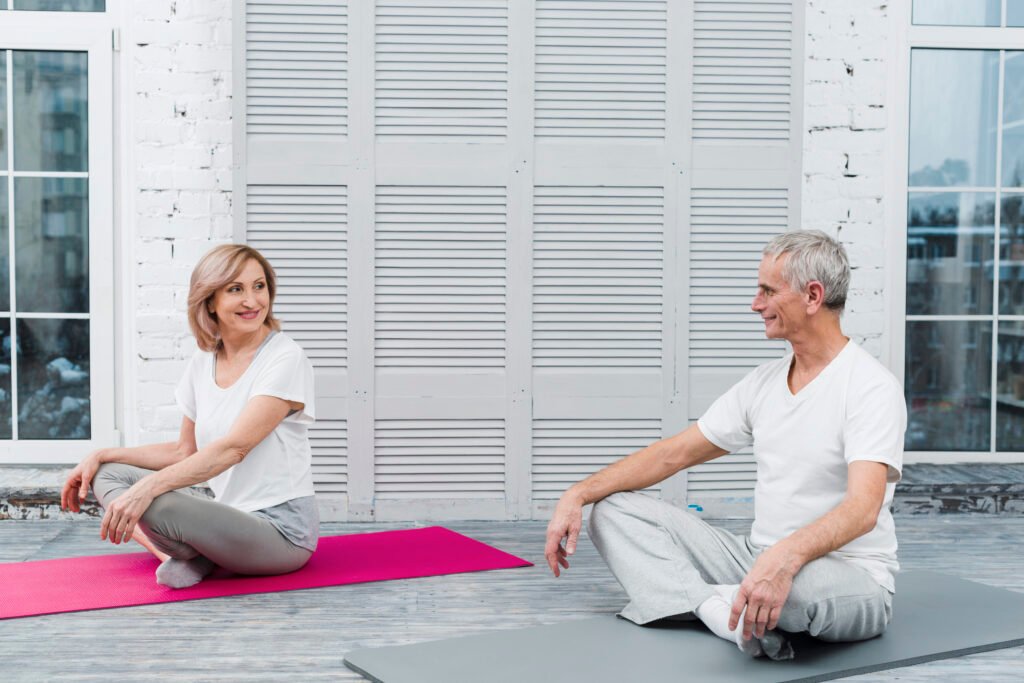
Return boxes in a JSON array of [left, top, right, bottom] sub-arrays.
[[544, 231, 906, 659]]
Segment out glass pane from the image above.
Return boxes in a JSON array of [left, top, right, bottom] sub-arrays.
[[905, 320, 991, 451], [1003, 53, 1024, 188], [12, 0, 104, 10], [0, 318, 10, 439], [16, 318, 90, 439], [907, 192, 995, 315], [1001, 194, 1024, 313], [0, 51, 6, 168], [12, 51, 88, 172], [909, 49, 998, 187], [1009, 0, 1024, 25], [14, 177, 89, 313], [996, 321, 1024, 450], [0, 182, 8, 312], [912, 0, 1000, 26]]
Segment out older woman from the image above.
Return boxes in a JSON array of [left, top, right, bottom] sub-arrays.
[[61, 244, 318, 588]]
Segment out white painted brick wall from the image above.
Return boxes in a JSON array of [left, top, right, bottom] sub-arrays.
[[123, 0, 897, 447], [131, 0, 233, 445], [801, 0, 891, 359]]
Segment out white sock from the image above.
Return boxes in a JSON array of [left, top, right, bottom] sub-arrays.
[[155, 556, 215, 589], [694, 585, 763, 657]]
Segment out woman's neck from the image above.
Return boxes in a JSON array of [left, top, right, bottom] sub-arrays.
[[219, 325, 271, 361]]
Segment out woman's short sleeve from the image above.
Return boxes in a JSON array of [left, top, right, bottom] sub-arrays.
[[250, 343, 316, 424], [174, 353, 199, 421]]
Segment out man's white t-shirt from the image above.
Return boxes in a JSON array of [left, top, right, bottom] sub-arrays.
[[175, 332, 317, 513], [697, 340, 907, 592]]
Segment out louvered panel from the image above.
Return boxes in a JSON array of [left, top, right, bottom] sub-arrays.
[[247, 185, 348, 369], [246, 1, 348, 137], [686, 449, 756, 494], [375, 419, 505, 499], [375, 186, 507, 369], [534, 0, 666, 140], [693, 0, 792, 141], [531, 419, 662, 498], [533, 186, 663, 368], [310, 419, 347, 494], [375, 0, 508, 140], [689, 188, 787, 368]]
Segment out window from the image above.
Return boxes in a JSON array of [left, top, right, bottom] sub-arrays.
[[903, 3, 1024, 455], [0, 10, 114, 461]]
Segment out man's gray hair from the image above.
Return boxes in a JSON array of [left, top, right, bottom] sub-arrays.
[[762, 230, 850, 312]]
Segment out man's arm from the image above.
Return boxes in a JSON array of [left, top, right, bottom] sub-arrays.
[[544, 422, 728, 576], [729, 460, 889, 640]]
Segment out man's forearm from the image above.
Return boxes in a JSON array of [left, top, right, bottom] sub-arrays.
[[772, 497, 878, 573], [567, 432, 693, 506]]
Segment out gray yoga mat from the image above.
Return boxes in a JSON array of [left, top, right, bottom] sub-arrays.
[[344, 571, 1024, 683]]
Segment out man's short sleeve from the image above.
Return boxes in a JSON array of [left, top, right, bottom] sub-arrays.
[[844, 377, 906, 483], [697, 374, 755, 453], [250, 345, 316, 424], [174, 353, 199, 422]]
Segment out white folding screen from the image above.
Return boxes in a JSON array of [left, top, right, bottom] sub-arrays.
[[235, 0, 803, 520]]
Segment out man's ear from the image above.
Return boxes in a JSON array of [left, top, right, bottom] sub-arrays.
[[805, 281, 825, 313]]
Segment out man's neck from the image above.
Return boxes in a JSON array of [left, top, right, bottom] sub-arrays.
[[787, 319, 849, 392]]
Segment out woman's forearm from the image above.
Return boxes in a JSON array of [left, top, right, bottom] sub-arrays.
[[137, 438, 244, 498], [99, 441, 191, 471]]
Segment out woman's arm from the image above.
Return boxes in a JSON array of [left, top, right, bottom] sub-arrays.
[[99, 395, 300, 544], [61, 417, 198, 513]]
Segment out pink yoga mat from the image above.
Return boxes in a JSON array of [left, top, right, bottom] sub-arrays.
[[0, 526, 532, 620]]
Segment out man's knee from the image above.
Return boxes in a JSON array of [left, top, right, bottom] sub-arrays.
[[786, 592, 891, 642], [587, 491, 640, 537]]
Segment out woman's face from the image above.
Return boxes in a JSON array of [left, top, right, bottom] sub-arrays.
[[209, 259, 271, 338]]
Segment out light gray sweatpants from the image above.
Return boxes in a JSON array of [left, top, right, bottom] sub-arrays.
[[92, 462, 312, 576], [588, 491, 893, 642]]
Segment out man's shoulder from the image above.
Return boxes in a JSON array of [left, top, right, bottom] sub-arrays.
[[844, 342, 901, 391]]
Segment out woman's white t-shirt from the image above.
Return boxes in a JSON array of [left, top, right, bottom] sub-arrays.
[[175, 332, 317, 513]]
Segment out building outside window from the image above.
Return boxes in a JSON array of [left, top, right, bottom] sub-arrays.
[[0, 2, 114, 462], [904, 0, 1024, 454]]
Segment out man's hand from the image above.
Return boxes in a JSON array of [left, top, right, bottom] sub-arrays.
[[729, 544, 800, 640], [544, 490, 585, 577]]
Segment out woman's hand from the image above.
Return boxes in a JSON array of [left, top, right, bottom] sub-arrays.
[[100, 480, 156, 545], [61, 450, 105, 513]]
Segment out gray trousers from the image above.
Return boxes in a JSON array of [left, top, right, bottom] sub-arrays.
[[588, 491, 893, 642], [92, 463, 312, 575]]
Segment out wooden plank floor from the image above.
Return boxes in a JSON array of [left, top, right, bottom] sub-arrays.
[[1, 516, 1022, 682]]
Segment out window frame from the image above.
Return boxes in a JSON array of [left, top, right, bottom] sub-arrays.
[[888, 3, 1024, 462], [0, 12, 116, 463]]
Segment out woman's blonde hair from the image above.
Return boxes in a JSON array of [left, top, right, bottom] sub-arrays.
[[187, 244, 281, 351]]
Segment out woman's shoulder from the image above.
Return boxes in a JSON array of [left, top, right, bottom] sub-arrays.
[[264, 331, 312, 364]]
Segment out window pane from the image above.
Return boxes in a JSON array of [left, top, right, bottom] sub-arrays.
[[14, 177, 89, 313], [1003, 53, 1024, 188], [12, 0, 104, 11], [16, 318, 90, 439], [1001, 194, 1024, 313], [0, 182, 8, 312], [997, 321, 1024, 450], [905, 321, 991, 451], [907, 192, 995, 315], [1009, 0, 1024, 25], [909, 50, 998, 187], [912, 0, 1000, 26], [12, 51, 88, 173], [0, 319, 10, 439]]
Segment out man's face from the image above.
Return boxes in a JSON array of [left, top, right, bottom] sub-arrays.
[[751, 254, 808, 340]]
